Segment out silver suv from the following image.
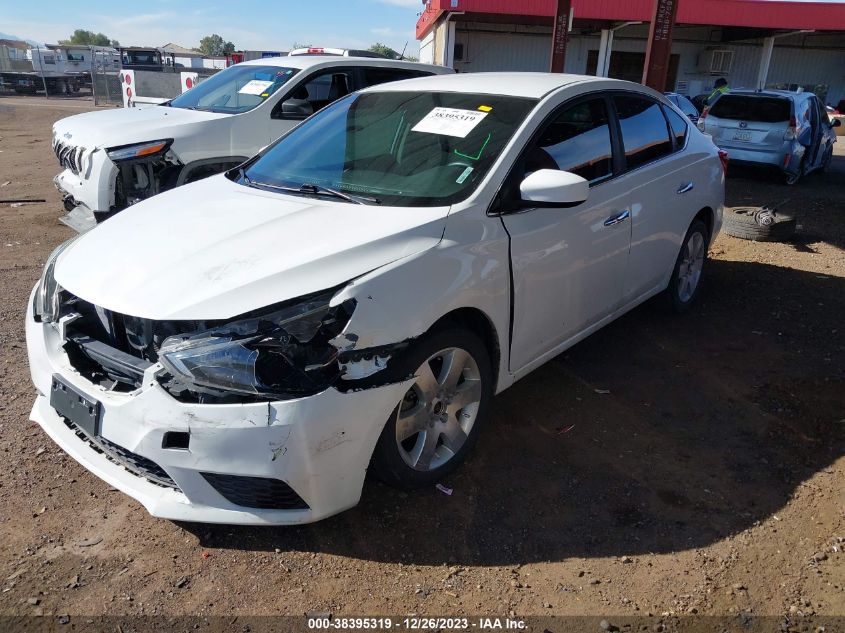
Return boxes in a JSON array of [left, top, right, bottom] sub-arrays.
[[698, 89, 840, 184]]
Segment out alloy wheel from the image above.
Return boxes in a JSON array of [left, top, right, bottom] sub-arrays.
[[677, 231, 705, 303], [395, 347, 482, 472]]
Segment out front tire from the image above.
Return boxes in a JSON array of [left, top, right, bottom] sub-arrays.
[[370, 327, 493, 489], [667, 219, 709, 314]]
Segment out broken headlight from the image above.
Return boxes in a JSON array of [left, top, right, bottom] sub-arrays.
[[106, 139, 172, 162], [34, 237, 77, 323], [158, 290, 355, 400]]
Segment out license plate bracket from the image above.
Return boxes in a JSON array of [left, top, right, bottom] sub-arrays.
[[50, 374, 101, 437]]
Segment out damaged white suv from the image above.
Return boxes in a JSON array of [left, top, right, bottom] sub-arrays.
[[28, 73, 724, 525], [51, 56, 448, 223]]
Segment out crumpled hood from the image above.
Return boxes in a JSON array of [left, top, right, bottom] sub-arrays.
[[52, 105, 228, 149], [54, 175, 449, 320]]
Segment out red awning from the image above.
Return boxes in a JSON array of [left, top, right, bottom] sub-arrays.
[[417, 0, 845, 38]]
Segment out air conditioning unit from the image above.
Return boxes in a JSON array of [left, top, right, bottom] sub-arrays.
[[698, 49, 733, 75]]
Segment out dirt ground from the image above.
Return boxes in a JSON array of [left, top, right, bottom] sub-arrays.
[[0, 95, 843, 629]]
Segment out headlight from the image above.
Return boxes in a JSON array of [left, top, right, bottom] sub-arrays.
[[106, 139, 172, 162], [34, 238, 77, 323], [158, 290, 355, 399]]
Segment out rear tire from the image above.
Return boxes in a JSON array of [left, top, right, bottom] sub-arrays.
[[666, 219, 709, 314], [370, 327, 493, 489]]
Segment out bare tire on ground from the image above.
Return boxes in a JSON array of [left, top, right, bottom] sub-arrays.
[[723, 206, 796, 242], [370, 327, 493, 489]]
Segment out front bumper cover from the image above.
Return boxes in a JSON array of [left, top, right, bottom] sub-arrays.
[[26, 286, 412, 525]]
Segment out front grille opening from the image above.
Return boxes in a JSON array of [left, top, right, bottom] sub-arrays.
[[201, 472, 309, 510], [62, 417, 180, 490]]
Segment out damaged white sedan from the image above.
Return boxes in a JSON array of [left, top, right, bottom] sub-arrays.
[[27, 73, 724, 524]]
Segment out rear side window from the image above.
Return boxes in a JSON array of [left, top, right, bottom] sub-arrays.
[[526, 98, 613, 183], [361, 67, 430, 88], [614, 96, 673, 169], [663, 105, 688, 148], [709, 95, 791, 123]]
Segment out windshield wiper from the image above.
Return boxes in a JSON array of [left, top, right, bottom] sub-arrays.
[[246, 180, 380, 205]]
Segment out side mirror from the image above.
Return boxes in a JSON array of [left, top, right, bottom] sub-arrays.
[[519, 169, 589, 207], [279, 98, 313, 120], [831, 118, 842, 128]]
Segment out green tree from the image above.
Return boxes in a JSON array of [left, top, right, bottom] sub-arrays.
[[368, 42, 398, 59], [367, 42, 417, 61], [60, 29, 118, 47], [198, 34, 235, 56]]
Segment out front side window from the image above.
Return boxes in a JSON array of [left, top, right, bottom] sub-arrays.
[[169, 65, 299, 114], [289, 69, 354, 114], [361, 67, 430, 88], [614, 96, 673, 170], [525, 98, 613, 183], [241, 91, 538, 206]]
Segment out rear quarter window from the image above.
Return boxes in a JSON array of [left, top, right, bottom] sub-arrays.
[[709, 96, 791, 123]]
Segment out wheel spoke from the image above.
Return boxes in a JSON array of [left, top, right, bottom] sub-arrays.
[[449, 378, 482, 411], [413, 429, 440, 470], [441, 415, 468, 452], [396, 404, 429, 441], [415, 361, 438, 397], [439, 349, 468, 389]]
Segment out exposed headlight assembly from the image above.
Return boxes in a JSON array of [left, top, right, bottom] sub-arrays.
[[158, 290, 356, 400], [106, 139, 172, 162], [34, 238, 77, 323]]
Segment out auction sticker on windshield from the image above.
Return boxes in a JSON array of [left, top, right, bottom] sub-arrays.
[[412, 107, 488, 138], [239, 80, 275, 95]]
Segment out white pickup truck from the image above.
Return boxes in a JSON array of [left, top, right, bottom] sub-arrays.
[[52, 56, 450, 224]]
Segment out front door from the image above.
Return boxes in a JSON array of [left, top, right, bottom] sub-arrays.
[[501, 96, 631, 372], [269, 67, 356, 142]]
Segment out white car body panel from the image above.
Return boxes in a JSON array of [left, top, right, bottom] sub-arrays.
[[54, 176, 449, 320], [28, 73, 725, 524]]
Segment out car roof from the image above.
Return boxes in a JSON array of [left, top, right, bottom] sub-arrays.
[[720, 89, 813, 100], [361, 72, 643, 99], [238, 55, 449, 74]]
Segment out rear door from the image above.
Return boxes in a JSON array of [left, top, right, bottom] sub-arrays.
[[706, 94, 792, 151], [613, 95, 705, 302]]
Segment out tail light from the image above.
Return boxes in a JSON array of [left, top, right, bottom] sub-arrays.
[[718, 150, 729, 175], [696, 107, 708, 132], [784, 115, 798, 140]]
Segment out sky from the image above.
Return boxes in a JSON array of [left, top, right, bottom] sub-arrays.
[[1, 0, 424, 53]]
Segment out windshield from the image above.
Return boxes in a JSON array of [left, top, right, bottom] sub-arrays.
[[240, 91, 537, 206], [709, 95, 791, 123], [169, 65, 299, 114]]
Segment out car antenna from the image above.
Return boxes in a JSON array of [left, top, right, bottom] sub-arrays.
[[399, 41, 408, 60]]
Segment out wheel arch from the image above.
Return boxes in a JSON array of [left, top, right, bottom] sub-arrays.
[[426, 307, 502, 390], [694, 206, 715, 243]]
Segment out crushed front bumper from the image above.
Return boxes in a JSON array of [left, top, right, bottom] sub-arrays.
[[53, 149, 117, 215], [25, 286, 411, 525]]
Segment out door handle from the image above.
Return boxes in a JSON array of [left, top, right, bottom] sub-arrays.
[[603, 209, 630, 227], [677, 182, 694, 194]]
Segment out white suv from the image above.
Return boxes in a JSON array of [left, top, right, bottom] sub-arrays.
[[51, 56, 450, 223]]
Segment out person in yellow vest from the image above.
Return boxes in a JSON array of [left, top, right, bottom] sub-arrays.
[[707, 77, 729, 106]]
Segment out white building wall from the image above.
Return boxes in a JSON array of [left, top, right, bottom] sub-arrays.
[[451, 23, 845, 104]]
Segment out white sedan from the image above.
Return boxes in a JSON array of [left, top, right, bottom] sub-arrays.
[[27, 72, 725, 525]]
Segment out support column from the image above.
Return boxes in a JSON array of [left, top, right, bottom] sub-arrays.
[[756, 36, 775, 90], [642, 0, 679, 91], [550, 0, 572, 73], [596, 29, 614, 77]]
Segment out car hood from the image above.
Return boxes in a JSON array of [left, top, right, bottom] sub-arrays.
[[54, 175, 449, 320], [52, 105, 228, 149]]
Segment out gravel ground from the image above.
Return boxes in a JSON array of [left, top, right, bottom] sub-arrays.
[[0, 95, 843, 628]]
